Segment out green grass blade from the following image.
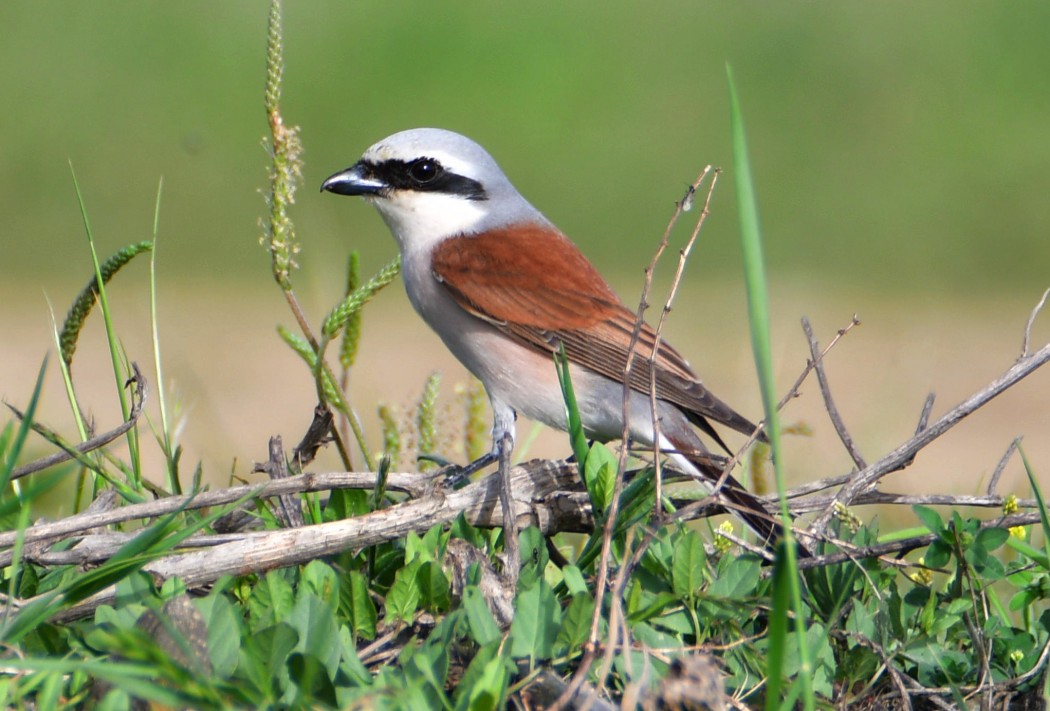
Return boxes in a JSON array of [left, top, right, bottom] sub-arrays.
[[554, 346, 589, 469], [147, 176, 180, 495], [68, 164, 146, 485], [1018, 444, 1050, 566], [727, 64, 812, 711], [0, 358, 48, 492], [0, 489, 258, 644]]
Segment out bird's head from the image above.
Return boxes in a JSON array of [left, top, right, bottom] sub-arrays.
[[322, 128, 546, 255]]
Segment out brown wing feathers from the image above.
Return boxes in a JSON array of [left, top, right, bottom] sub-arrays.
[[430, 225, 764, 446]]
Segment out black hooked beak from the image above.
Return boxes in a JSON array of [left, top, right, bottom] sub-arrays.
[[320, 162, 387, 196]]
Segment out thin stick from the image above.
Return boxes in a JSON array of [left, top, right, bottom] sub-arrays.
[[987, 437, 1021, 496], [694, 314, 861, 515], [810, 341, 1050, 534], [7, 365, 147, 480], [914, 393, 936, 435], [592, 173, 710, 638], [803, 317, 866, 469], [647, 168, 722, 486], [1022, 287, 1050, 359]]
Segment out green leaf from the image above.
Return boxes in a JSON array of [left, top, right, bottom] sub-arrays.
[[288, 652, 338, 708], [975, 525, 1009, 552], [405, 530, 427, 565], [346, 570, 377, 642], [728, 64, 811, 709], [765, 542, 793, 708], [845, 602, 876, 640], [925, 539, 952, 569], [709, 555, 761, 598], [453, 642, 507, 711], [509, 580, 560, 663], [451, 513, 487, 550], [337, 625, 372, 686], [250, 570, 295, 629], [385, 560, 422, 626], [913, 505, 946, 536], [195, 593, 241, 678], [1018, 445, 1050, 571], [627, 591, 679, 624], [462, 586, 501, 647], [671, 530, 706, 601], [555, 592, 594, 656], [417, 561, 451, 612], [554, 347, 589, 471], [301, 560, 340, 612], [404, 614, 456, 704], [631, 620, 682, 651], [289, 592, 341, 678], [518, 527, 548, 588], [2, 493, 215, 643], [242, 623, 299, 698], [0, 358, 47, 489], [461, 652, 507, 711], [582, 442, 617, 516], [561, 565, 588, 596]]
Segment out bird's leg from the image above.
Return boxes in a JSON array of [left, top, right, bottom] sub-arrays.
[[433, 403, 514, 487], [484, 406, 520, 587], [497, 429, 519, 587]]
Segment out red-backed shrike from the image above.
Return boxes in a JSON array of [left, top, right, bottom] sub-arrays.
[[322, 128, 785, 548]]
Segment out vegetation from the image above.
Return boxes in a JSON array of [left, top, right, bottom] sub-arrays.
[[2, 3, 1049, 709]]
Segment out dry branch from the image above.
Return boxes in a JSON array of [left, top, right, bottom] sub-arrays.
[[808, 340, 1050, 536], [46, 458, 585, 622], [802, 316, 866, 469]]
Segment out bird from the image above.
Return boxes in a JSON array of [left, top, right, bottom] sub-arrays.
[[322, 127, 793, 558]]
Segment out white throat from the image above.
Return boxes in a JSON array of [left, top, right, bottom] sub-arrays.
[[370, 192, 487, 256]]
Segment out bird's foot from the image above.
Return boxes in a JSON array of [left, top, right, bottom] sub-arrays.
[[425, 452, 497, 489]]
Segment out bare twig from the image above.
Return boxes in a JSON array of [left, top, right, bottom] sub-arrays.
[[646, 168, 722, 496], [914, 393, 936, 435], [802, 317, 866, 469], [779, 315, 861, 413], [791, 491, 1037, 514], [0, 471, 431, 553], [253, 435, 305, 528], [987, 437, 1022, 496], [6, 460, 1045, 571], [791, 512, 1043, 571], [718, 314, 861, 481], [7, 365, 147, 480], [561, 168, 718, 711], [810, 341, 1050, 535], [1021, 287, 1050, 359]]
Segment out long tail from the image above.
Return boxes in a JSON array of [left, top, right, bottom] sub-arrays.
[[664, 436, 809, 558]]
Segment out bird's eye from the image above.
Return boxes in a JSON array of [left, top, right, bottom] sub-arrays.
[[407, 159, 442, 185]]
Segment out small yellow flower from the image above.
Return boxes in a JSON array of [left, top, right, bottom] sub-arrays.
[[910, 558, 933, 586], [1003, 494, 1020, 516], [1010, 525, 1027, 540], [714, 521, 734, 555]]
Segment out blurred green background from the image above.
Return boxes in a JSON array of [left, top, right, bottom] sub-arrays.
[[2, 2, 1048, 502], [4, 2, 1049, 291]]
